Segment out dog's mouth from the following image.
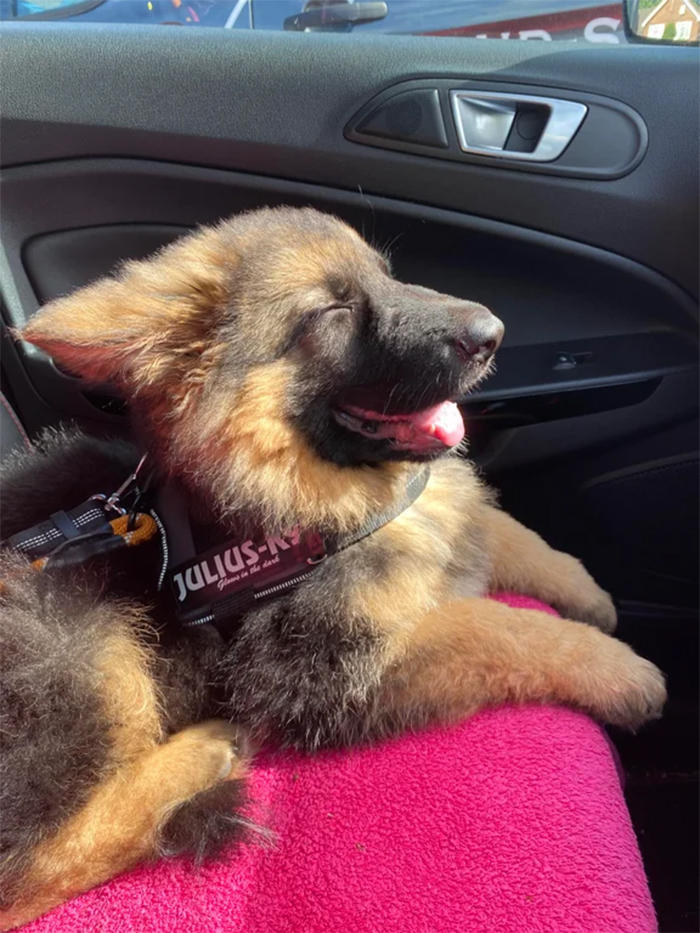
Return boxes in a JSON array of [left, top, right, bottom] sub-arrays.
[[332, 400, 465, 453]]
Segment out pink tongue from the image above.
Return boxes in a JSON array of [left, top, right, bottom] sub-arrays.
[[408, 401, 465, 448], [344, 400, 466, 449]]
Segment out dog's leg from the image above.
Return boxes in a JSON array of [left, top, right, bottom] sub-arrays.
[[385, 598, 665, 729], [483, 505, 617, 632], [0, 720, 247, 932]]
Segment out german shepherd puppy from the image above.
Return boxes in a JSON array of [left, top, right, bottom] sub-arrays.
[[0, 208, 666, 928]]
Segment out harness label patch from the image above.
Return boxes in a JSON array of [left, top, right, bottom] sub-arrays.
[[167, 526, 325, 615]]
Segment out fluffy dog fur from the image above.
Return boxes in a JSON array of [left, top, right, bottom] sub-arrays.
[[0, 207, 666, 929]]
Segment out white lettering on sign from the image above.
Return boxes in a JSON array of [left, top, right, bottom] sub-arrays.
[[584, 17, 621, 44], [519, 29, 552, 40], [173, 526, 302, 602], [473, 17, 622, 44]]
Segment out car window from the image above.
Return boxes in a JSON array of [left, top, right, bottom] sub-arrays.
[[0, 0, 251, 27], [254, 0, 625, 43], [2, 0, 698, 44]]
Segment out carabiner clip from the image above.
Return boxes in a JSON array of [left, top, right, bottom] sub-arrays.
[[91, 453, 149, 516]]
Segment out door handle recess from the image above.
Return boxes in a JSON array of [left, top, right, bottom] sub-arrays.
[[450, 91, 587, 162]]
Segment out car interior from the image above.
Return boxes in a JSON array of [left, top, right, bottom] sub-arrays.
[[1, 6, 698, 931]]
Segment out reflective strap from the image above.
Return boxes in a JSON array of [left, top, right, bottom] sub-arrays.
[[50, 510, 81, 540], [4, 500, 111, 558]]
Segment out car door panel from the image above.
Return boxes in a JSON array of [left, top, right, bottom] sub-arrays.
[[2, 27, 698, 294]]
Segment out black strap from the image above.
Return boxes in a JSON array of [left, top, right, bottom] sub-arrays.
[[158, 466, 431, 633], [212, 587, 257, 624], [159, 466, 430, 572], [329, 467, 430, 554], [154, 480, 197, 567]]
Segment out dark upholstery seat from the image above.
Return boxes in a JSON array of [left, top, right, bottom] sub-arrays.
[[0, 394, 32, 462]]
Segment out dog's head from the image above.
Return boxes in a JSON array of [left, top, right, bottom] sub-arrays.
[[22, 208, 503, 530]]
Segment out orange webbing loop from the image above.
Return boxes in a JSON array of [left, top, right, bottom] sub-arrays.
[[109, 512, 159, 547]]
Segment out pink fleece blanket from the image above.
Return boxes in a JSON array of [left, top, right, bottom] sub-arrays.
[[26, 595, 656, 933]]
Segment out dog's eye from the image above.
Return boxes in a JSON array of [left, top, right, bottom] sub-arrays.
[[284, 305, 356, 355], [303, 305, 356, 330], [318, 305, 354, 321]]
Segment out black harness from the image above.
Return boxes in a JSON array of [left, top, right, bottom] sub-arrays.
[[3, 459, 429, 636]]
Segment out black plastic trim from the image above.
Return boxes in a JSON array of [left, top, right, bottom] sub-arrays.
[[468, 334, 697, 401]]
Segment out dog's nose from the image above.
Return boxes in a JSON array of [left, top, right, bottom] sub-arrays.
[[453, 309, 504, 363]]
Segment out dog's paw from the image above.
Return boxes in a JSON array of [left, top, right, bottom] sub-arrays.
[[564, 587, 617, 635], [585, 640, 667, 730], [167, 720, 250, 785], [549, 556, 618, 633]]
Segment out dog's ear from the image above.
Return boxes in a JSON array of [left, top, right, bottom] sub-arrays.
[[21, 228, 233, 394]]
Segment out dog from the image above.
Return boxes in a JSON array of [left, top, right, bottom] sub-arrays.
[[0, 207, 666, 928]]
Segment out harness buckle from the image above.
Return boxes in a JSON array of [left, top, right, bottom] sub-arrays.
[[90, 453, 150, 516], [89, 492, 126, 516]]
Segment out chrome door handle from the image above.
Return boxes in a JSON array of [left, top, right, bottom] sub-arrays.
[[450, 91, 587, 162]]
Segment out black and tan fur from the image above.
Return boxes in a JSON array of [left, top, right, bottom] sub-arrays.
[[0, 208, 666, 929]]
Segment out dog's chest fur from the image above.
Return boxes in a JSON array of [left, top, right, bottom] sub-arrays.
[[1, 430, 492, 749], [216, 456, 492, 748]]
